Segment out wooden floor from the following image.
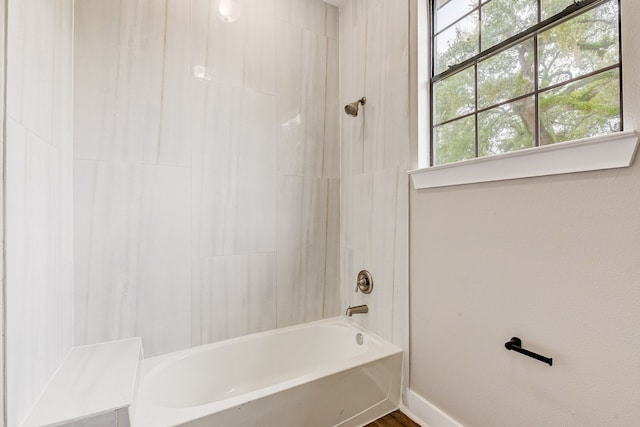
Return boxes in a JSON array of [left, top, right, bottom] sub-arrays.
[[365, 410, 421, 427]]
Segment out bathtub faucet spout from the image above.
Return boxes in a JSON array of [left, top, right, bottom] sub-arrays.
[[345, 305, 368, 316]]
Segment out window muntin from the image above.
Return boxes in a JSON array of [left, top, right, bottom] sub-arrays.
[[540, 68, 620, 144], [431, 0, 621, 166], [538, 3, 619, 88], [477, 39, 535, 109], [541, 0, 575, 19], [481, 0, 537, 50], [435, 0, 476, 32], [479, 96, 536, 157], [434, 13, 478, 74], [434, 116, 476, 164], [434, 67, 475, 124]]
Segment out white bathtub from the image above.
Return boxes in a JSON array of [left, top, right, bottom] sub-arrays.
[[134, 317, 403, 427]]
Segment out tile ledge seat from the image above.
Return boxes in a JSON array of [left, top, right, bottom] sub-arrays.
[[21, 338, 143, 427], [409, 130, 640, 189]]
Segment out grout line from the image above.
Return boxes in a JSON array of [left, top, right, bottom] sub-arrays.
[[322, 179, 330, 317], [321, 34, 329, 178], [361, 4, 369, 175], [70, 0, 76, 350], [155, 0, 170, 165]]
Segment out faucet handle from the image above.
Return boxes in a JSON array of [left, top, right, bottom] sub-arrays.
[[355, 270, 373, 294]]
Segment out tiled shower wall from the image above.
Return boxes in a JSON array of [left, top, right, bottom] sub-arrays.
[[5, 0, 75, 424], [73, 0, 340, 357], [1, 1, 5, 422], [338, 0, 410, 376]]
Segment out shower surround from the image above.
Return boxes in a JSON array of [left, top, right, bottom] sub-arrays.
[[73, 0, 341, 357], [4, 0, 412, 424], [338, 0, 410, 387]]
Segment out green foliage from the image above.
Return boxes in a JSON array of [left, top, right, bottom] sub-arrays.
[[540, 69, 620, 144], [433, 0, 621, 164], [481, 0, 537, 50], [479, 97, 535, 156], [434, 116, 475, 165], [434, 67, 474, 124]]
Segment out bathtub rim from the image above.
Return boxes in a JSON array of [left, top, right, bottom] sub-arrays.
[[135, 316, 403, 426]]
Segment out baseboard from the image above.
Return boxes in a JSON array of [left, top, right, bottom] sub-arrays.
[[401, 389, 464, 427]]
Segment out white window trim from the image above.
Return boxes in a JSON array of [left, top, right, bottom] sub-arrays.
[[409, 130, 639, 189]]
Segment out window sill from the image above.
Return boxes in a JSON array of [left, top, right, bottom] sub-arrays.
[[409, 130, 639, 189]]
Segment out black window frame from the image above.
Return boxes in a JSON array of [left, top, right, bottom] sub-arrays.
[[429, 0, 623, 166]]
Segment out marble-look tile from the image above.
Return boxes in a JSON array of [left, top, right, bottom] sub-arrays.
[[5, 1, 74, 424], [363, 0, 410, 171], [74, 160, 191, 357], [340, 247, 354, 317], [351, 0, 368, 28], [326, 4, 339, 40], [54, 1, 76, 359], [0, 5, 5, 424], [299, 29, 328, 176], [22, 338, 141, 427], [192, 253, 277, 345], [74, 0, 172, 165], [292, 0, 327, 36], [7, 0, 55, 141], [338, 0, 351, 39], [192, 86, 276, 257], [392, 170, 410, 396], [157, 0, 192, 167], [73, 0, 122, 160], [275, 0, 288, 22], [276, 24, 328, 177], [53, 0, 74, 151], [0, 0, 4, 108], [65, 412, 117, 427], [344, 168, 401, 341], [243, 0, 277, 94], [72, 0, 341, 366], [6, 119, 73, 427], [339, 0, 410, 351], [275, 22, 302, 173], [337, 0, 352, 98], [339, 173, 354, 251], [339, 0, 365, 177], [392, 171, 409, 346], [323, 179, 341, 317], [276, 0, 327, 36], [6, 120, 30, 427], [277, 176, 329, 327], [323, 38, 340, 179], [339, 107, 364, 179], [346, 0, 367, 97], [0, 152, 3, 427], [190, 0, 245, 88], [110, 0, 167, 164]]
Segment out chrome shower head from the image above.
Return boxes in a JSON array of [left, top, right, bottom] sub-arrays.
[[344, 97, 366, 116]]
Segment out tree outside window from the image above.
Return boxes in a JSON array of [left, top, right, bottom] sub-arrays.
[[431, 0, 621, 166]]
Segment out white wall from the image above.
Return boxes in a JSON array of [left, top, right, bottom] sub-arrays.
[[338, 0, 410, 391], [73, 0, 341, 358], [5, 0, 75, 424], [409, 0, 640, 425]]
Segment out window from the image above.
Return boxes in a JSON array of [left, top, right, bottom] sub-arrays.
[[431, 0, 622, 166]]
